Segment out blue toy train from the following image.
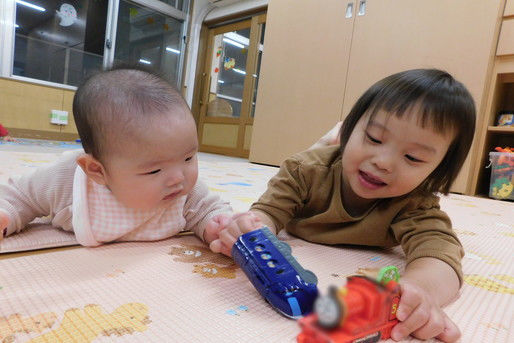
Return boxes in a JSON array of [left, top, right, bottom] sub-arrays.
[[232, 227, 319, 319]]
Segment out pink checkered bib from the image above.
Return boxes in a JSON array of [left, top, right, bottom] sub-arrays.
[[72, 167, 187, 246]]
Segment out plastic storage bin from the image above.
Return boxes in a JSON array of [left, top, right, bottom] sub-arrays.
[[489, 152, 514, 200]]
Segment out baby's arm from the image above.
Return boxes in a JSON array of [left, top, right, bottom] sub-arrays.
[[0, 151, 77, 239], [183, 179, 232, 243]]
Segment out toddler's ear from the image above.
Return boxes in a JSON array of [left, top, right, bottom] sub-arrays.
[[76, 154, 107, 185]]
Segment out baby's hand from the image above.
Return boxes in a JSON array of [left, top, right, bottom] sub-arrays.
[[203, 213, 232, 245], [0, 210, 9, 240], [209, 212, 263, 257], [391, 281, 460, 342]]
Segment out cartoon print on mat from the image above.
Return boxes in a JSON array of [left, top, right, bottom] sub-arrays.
[[465, 250, 502, 265], [453, 228, 477, 236], [226, 305, 249, 316], [169, 244, 233, 266], [193, 263, 237, 279], [28, 303, 150, 343], [169, 244, 237, 279], [464, 274, 514, 294], [1, 312, 57, 343]]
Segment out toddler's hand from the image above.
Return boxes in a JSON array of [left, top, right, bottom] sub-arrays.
[[319, 121, 342, 146], [391, 281, 460, 342], [0, 210, 9, 240], [209, 212, 263, 257]]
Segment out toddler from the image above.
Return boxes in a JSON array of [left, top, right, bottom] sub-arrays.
[[0, 67, 234, 247], [209, 69, 476, 342]]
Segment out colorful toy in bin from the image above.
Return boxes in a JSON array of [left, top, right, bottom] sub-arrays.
[[489, 149, 514, 200], [297, 266, 401, 343], [232, 227, 319, 319], [496, 112, 514, 127]]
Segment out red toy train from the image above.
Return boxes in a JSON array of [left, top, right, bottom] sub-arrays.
[[297, 275, 400, 343]]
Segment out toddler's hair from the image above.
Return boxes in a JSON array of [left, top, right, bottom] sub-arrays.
[[339, 69, 476, 195], [73, 66, 188, 162]]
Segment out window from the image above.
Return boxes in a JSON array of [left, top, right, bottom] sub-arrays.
[[13, 0, 107, 87], [4, 0, 189, 88]]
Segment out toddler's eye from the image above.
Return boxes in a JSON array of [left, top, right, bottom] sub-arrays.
[[146, 169, 161, 175], [366, 133, 381, 144], [405, 155, 423, 163]]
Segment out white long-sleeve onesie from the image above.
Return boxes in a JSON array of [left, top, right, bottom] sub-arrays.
[[0, 150, 231, 246]]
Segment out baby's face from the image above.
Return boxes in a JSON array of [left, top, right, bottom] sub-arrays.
[[341, 109, 454, 204], [102, 112, 199, 211]]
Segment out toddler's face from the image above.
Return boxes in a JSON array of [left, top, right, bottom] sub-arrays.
[[101, 112, 199, 211], [341, 109, 454, 205]]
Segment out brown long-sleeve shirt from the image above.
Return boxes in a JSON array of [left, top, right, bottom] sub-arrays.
[[251, 146, 464, 283]]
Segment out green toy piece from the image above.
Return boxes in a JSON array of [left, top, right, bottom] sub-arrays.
[[377, 265, 400, 284]]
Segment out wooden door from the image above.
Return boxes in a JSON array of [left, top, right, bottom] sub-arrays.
[[341, 0, 504, 193], [197, 15, 266, 158], [249, 0, 356, 165]]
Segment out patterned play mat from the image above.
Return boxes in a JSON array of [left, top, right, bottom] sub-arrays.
[[0, 149, 512, 342]]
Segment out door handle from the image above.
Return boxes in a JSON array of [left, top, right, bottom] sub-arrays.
[[345, 2, 354, 18]]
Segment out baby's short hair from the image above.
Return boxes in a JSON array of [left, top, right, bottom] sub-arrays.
[[73, 66, 188, 162]]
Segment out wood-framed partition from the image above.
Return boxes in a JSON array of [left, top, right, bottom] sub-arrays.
[[194, 13, 266, 158]]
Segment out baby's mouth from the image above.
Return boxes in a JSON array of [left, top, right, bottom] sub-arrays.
[[163, 190, 181, 200]]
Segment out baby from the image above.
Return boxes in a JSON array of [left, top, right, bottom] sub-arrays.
[[0, 67, 239, 246]]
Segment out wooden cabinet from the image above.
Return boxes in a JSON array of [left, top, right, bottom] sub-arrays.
[[250, 0, 505, 194], [470, 4, 514, 197], [249, 0, 354, 165]]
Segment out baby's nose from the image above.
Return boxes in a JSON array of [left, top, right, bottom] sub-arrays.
[[166, 170, 185, 186]]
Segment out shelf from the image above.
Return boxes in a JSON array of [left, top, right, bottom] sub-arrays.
[[487, 126, 514, 133]]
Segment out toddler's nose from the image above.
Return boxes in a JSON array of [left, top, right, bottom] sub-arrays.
[[372, 154, 393, 173]]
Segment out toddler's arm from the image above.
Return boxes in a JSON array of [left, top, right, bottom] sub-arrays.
[[392, 257, 460, 342], [390, 196, 463, 342]]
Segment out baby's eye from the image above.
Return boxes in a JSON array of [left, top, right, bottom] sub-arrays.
[[146, 169, 161, 175], [405, 155, 423, 163], [366, 133, 381, 144], [185, 156, 193, 162]]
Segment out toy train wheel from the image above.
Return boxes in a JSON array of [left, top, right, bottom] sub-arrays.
[[314, 286, 341, 329]]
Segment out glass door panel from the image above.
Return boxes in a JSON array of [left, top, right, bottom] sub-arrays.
[[114, 0, 184, 86], [207, 28, 251, 118], [197, 14, 265, 158]]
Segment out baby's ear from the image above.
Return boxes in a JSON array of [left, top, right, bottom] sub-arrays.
[[76, 154, 107, 185]]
